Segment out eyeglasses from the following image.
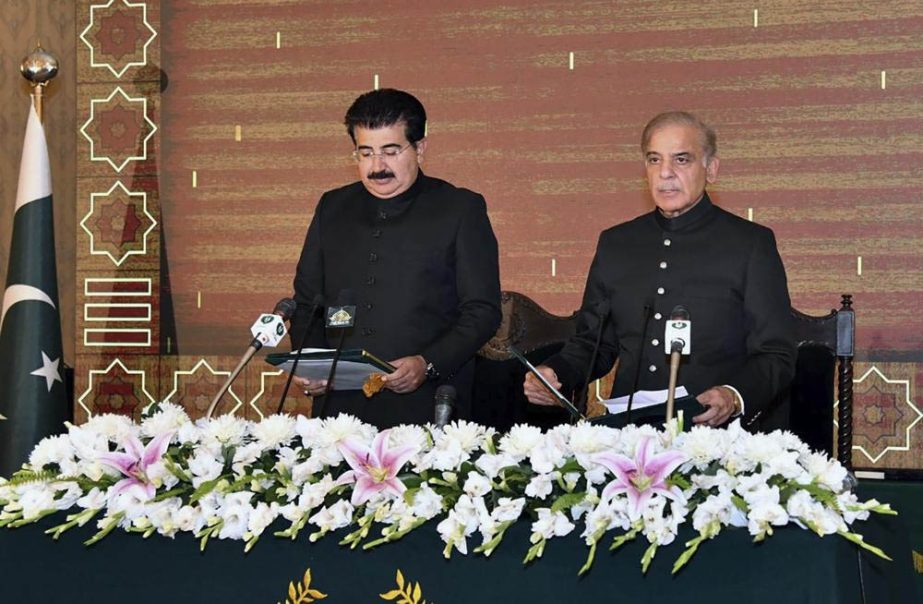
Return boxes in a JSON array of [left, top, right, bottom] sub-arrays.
[[352, 142, 414, 162]]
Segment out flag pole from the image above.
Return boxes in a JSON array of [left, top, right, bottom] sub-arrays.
[[20, 42, 58, 123], [0, 43, 65, 476]]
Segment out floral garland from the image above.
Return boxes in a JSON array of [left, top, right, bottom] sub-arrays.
[[0, 403, 894, 574]]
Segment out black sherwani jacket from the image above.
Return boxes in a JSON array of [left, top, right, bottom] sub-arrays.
[[545, 194, 796, 432], [291, 173, 501, 428]]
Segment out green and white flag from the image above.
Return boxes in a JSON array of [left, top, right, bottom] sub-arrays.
[[0, 102, 68, 477]]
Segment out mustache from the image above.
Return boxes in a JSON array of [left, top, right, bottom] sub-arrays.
[[367, 170, 395, 180]]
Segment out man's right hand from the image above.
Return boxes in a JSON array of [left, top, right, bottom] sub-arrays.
[[523, 365, 562, 406], [293, 375, 327, 397]]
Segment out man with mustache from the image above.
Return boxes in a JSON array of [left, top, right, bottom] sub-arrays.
[[524, 111, 796, 432], [290, 89, 501, 428]]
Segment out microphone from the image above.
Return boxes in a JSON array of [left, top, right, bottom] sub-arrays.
[[275, 293, 325, 415], [576, 299, 610, 415], [664, 305, 691, 421], [664, 305, 691, 355], [625, 300, 654, 425], [207, 297, 296, 418], [433, 384, 456, 428], [312, 289, 357, 418]]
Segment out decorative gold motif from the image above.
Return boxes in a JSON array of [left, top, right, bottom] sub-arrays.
[[281, 568, 327, 603], [380, 569, 426, 604], [914, 550, 923, 574], [328, 308, 353, 327]]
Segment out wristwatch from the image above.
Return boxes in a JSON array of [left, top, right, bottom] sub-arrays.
[[424, 361, 440, 381]]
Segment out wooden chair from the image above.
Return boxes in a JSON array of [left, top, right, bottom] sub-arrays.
[[471, 291, 577, 432], [789, 295, 855, 467]]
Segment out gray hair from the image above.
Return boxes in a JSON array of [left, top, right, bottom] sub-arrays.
[[641, 111, 717, 162]]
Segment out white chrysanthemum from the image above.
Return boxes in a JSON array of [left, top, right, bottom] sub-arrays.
[[82, 413, 135, 443], [67, 423, 110, 463], [140, 403, 190, 438], [676, 425, 725, 469], [387, 424, 429, 455], [531, 508, 575, 540], [567, 422, 619, 457], [28, 434, 75, 470], [251, 414, 297, 450], [441, 420, 487, 453], [199, 414, 249, 447], [176, 421, 201, 445], [499, 424, 544, 458]]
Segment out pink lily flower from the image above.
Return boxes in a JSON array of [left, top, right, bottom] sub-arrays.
[[98, 431, 174, 500], [337, 430, 418, 506], [594, 436, 686, 517]]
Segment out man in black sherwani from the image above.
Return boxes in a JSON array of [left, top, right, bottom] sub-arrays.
[[291, 89, 501, 428], [524, 111, 796, 432]]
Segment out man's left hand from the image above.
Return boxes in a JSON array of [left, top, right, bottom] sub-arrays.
[[693, 386, 737, 427], [382, 355, 427, 394]]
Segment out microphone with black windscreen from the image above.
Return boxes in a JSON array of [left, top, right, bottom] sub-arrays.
[[207, 297, 296, 418], [664, 305, 691, 421], [275, 293, 325, 415], [433, 384, 456, 428]]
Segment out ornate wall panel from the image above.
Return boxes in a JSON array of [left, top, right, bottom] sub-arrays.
[[70, 0, 923, 470]]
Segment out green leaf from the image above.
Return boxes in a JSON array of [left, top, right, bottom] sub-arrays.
[[550, 491, 586, 514], [189, 475, 228, 504]]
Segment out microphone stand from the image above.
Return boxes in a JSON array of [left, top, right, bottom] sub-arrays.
[[275, 296, 324, 415], [625, 302, 653, 425], [665, 346, 682, 421], [577, 301, 609, 418], [314, 328, 347, 419], [207, 342, 261, 419]]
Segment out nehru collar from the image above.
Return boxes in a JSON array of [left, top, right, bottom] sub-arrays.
[[654, 192, 715, 233]]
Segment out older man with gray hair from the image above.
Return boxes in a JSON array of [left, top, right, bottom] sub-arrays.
[[525, 111, 796, 432]]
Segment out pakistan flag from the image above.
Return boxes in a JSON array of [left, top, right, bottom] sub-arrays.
[[0, 103, 68, 477]]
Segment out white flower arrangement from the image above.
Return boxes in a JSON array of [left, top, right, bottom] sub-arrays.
[[0, 403, 894, 574]]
